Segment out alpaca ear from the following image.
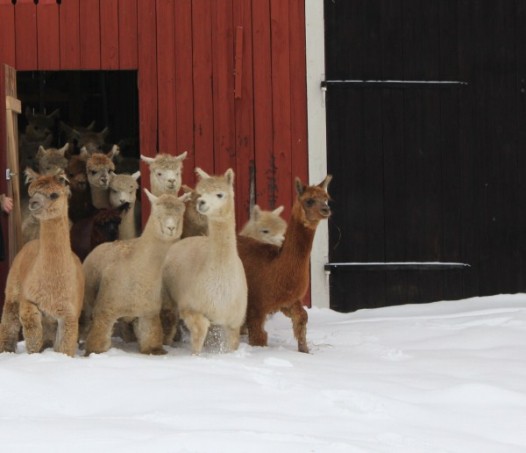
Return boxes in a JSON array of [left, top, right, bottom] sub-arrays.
[[295, 177, 305, 196], [132, 171, 141, 181], [107, 144, 120, 159], [24, 167, 40, 185], [79, 147, 90, 160], [224, 168, 234, 186], [195, 167, 211, 180], [318, 174, 333, 192], [140, 154, 155, 165], [36, 145, 46, 158], [251, 204, 261, 220], [85, 120, 95, 130], [179, 192, 192, 203], [58, 143, 70, 156], [48, 108, 60, 119], [56, 171, 70, 187], [181, 184, 194, 194], [273, 205, 285, 216], [144, 188, 157, 204], [101, 127, 110, 138], [176, 151, 188, 162]]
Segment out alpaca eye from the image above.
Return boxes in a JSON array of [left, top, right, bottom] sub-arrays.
[[305, 198, 315, 207], [90, 170, 97, 176], [261, 229, 270, 234], [157, 172, 162, 177], [216, 193, 224, 199]]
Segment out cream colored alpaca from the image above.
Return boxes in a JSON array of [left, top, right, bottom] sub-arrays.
[[0, 170, 84, 357], [86, 149, 117, 209], [108, 171, 140, 240], [82, 190, 188, 355], [140, 152, 187, 195], [162, 168, 247, 354], [240, 205, 287, 246]]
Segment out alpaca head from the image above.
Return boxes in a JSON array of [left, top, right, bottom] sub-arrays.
[[108, 171, 140, 208], [294, 175, 332, 228], [36, 143, 70, 175], [144, 189, 189, 240], [240, 205, 287, 246], [141, 151, 188, 194], [86, 151, 116, 189], [194, 168, 235, 220], [25, 168, 70, 221]]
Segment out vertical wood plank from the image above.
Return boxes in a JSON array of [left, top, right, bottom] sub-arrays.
[[233, 0, 254, 227], [37, 0, 60, 70], [192, 0, 214, 175], [211, 0, 235, 174], [15, 0, 38, 70], [0, 1, 16, 66], [101, 0, 120, 69], [270, 0, 292, 212], [252, 0, 274, 211], [59, 0, 81, 69], [118, 0, 138, 69], [174, 0, 195, 183], [79, 0, 101, 69], [156, 0, 177, 153]]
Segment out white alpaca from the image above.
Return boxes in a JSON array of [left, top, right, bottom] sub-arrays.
[[82, 190, 188, 355], [108, 171, 141, 240], [161, 168, 247, 354], [140, 152, 187, 196], [240, 205, 287, 246]]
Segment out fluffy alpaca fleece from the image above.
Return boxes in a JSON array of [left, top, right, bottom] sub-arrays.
[[0, 169, 84, 357], [82, 190, 188, 355], [161, 168, 247, 354], [108, 172, 140, 240], [237, 175, 332, 353], [239, 205, 287, 246], [86, 150, 116, 209], [140, 152, 187, 196]]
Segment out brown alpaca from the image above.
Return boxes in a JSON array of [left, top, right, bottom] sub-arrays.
[[180, 184, 208, 238], [237, 175, 332, 353], [0, 169, 84, 356]]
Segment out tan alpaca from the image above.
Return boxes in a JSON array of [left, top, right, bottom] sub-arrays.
[[140, 152, 187, 195], [82, 190, 188, 355], [237, 175, 332, 353], [240, 205, 286, 246], [180, 184, 208, 238], [86, 149, 117, 209], [108, 172, 141, 240], [0, 169, 84, 357], [162, 168, 247, 354]]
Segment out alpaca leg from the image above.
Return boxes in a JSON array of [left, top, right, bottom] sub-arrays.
[[85, 311, 116, 355], [160, 307, 178, 345], [135, 314, 166, 355], [224, 325, 241, 352], [0, 299, 21, 353], [181, 309, 210, 355], [246, 308, 268, 347], [19, 301, 44, 354], [282, 301, 309, 353], [55, 314, 80, 357]]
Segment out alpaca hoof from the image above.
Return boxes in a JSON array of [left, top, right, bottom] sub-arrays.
[[145, 347, 167, 355], [298, 344, 309, 353]]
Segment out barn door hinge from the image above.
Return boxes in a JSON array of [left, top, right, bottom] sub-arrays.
[[6, 169, 17, 181], [321, 79, 468, 89], [324, 262, 471, 272]]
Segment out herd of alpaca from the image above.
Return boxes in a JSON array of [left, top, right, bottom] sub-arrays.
[[0, 142, 332, 357]]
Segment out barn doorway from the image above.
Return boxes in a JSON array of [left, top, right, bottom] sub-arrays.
[[16, 70, 140, 257]]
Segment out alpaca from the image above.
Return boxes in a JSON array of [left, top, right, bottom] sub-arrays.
[[161, 168, 247, 354], [140, 152, 187, 196], [86, 149, 116, 209], [240, 205, 287, 246], [0, 169, 84, 357], [65, 152, 95, 223], [108, 172, 140, 239], [60, 120, 109, 153], [70, 204, 129, 261], [180, 184, 209, 238], [36, 143, 70, 175], [237, 175, 332, 353], [82, 190, 188, 355]]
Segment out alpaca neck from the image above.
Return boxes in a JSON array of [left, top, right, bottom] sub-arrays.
[[38, 213, 72, 257], [118, 202, 136, 240], [207, 210, 237, 261], [135, 219, 172, 262], [90, 185, 110, 209], [280, 203, 317, 266]]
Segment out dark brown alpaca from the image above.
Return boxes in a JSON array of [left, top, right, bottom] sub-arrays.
[[237, 175, 332, 353]]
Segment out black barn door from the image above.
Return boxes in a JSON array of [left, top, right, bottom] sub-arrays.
[[325, 0, 526, 312]]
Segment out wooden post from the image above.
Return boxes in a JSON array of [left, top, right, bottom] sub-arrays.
[[4, 65, 22, 264]]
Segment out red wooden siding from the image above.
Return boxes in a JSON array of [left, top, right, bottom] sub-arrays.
[[0, 0, 309, 299]]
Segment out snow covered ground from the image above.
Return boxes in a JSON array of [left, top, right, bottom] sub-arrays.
[[0, 294, 525, 453]]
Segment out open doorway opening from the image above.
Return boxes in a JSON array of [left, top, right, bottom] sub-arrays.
[[16, 70, 140, 260]]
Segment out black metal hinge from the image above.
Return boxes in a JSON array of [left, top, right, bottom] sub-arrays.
[[325, 262, 471, 272], [321, 79, 468, 89]]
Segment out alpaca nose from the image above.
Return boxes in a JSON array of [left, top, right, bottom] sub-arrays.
[[320, 203, 331, 217]]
